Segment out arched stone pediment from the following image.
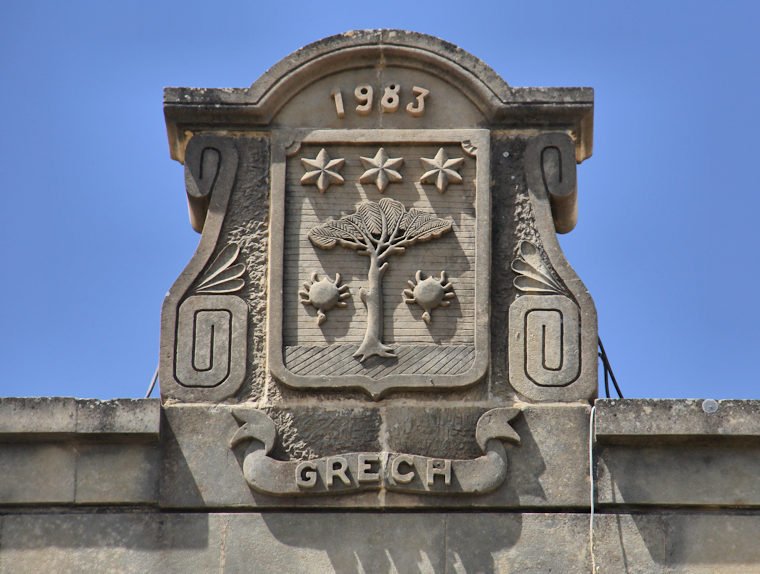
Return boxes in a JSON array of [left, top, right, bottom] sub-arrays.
[[164, 30, 592, 164], [161, 30, 597, 409], [247, 30, 511, 122]]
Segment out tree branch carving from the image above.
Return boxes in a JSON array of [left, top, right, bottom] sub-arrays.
[[308, 198, 453, 361]]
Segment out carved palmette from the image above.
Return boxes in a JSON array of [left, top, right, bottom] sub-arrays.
[[509, 240, 581, 390]]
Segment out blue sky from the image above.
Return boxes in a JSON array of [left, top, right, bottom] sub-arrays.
[[1, 1, 758, 400]]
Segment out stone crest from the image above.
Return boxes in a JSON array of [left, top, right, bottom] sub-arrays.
[[268, 130, 490, 398], [157, 30, 597, 509]]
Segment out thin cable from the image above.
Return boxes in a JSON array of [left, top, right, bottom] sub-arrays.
[[600, 352, 610, 398], [598, 337, 623, 398], [589, 404, 597, 573], [145, 366, 159, 398]]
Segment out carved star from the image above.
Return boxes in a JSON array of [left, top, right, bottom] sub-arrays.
[[300, 148, 345, 193], [420, 148, 464, 193], [359, 148, 404, 193]]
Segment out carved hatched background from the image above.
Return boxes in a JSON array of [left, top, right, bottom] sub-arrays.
[[283, 142, 477, 377]]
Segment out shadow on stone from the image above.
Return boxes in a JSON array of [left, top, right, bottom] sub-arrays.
[[502, 411, 547, 502], [158, 409, 206, 507], [0, 513, 208, 551], [628, 512, 760, 567], [257, 511, 522, 573], [444, 512, 523, 573]]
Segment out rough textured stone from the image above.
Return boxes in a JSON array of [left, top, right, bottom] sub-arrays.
[[6, 511, 760, 573], [383, 404, 591, 507], [597, 443, 760, 507], [595, 399, 760, 507], [265, 406, 382, 460], [160, 403, 589, 509], [75, 398, 160, 435], [593, 513, 760, 573], [0, 444, 76, 504], [76, 444, 159, 504], [155, 30, 598, 519], [596, 398, 760, 442], [3, 398, 760, 570], [385, 406, 487, 459], [0, 398, 160, 437], [9, 27, 760, 574], [161, 404, 384, 508], [0, 513, 218, 574], [224, 136, 270, 403], [0, 397, 77, 435], [0, 398, 159, 506]]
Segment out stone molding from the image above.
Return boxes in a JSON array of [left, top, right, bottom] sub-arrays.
[[2, 398, 760, 511]]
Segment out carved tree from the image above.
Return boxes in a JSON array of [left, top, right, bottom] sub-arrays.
[[308, 198, 452, 361]]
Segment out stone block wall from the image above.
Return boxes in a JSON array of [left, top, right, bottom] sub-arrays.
[[2, 398, 759, 573]]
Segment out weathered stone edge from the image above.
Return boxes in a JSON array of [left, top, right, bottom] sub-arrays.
[[595, 398, 760, 443], [163, 86, 593, 106], [0, 398, 161, 438], [163, 29, 594, 163]]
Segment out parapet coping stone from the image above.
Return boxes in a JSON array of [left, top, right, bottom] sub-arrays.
[[595, 398, 760, 443], [0, 398, 160, 439], [5, 398, 760, 443]]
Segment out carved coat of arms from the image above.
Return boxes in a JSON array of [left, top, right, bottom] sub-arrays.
[[157, 30, 597, 508], [268, 130, 490, 398]]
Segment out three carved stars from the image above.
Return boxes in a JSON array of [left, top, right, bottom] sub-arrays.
[[300, 147, 465, 194], [420, 148, 464, 193], [300, 148, 345, 193], [359, 148, 404, 192]]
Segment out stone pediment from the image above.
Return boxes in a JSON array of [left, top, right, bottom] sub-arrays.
[[158, 30, 597, 505]]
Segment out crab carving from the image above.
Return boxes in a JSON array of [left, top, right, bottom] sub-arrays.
[[299, 272, 350, 325], [403, 270, 455, 324]]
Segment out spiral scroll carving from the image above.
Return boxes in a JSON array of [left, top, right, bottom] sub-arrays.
[[509, 294, 581, 390], [174, 295, 248, 389]]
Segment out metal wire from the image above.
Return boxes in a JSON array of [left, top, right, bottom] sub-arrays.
[[588, 405, 597, 573], [145, 366, 159, 398], [598, 337, 623, 398]]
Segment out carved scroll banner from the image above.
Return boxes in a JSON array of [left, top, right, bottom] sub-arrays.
[[230, 408, 520, 496]]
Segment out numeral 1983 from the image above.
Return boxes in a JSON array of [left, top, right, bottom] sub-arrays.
[[331, 84, 430, 118]]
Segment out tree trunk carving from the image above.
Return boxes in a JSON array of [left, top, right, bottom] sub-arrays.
[[308, 198, 452, 361]]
